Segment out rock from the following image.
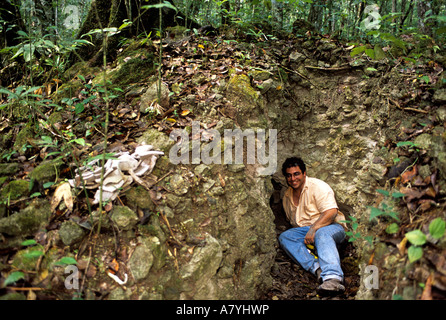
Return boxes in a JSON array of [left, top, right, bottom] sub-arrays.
[[128, 238, 154, 281], [0, 199, 51, 236], [13, 125, 34, 153], [11, 244, 45, 271], [0, 163, 19, 176], [249, 69, 271, 81], [433, 88, 446, 103], [110, 206, 139, 230], [124, 186, 155, 211], [414, 133, 434, 150], [167, 174, 189, 195], [0, 180, 30, 201], [436, 106, 446, 122], [289, 51, 306, 63], [225, 73, 264, 126], [29, 159, 64, 184], [137, 128, 175, 153], [0, 292, 26, 300], [180, 233, 223, 299], [59, 220, 86, 246], [140, 80, 170, 113]]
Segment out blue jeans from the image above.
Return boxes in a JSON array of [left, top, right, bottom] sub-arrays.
[[278, 224, 345, 282]]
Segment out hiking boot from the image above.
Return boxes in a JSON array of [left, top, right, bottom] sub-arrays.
[[317, 278, 345, 295]]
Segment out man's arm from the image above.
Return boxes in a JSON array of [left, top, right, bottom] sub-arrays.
[[304, 208, 338, 245]]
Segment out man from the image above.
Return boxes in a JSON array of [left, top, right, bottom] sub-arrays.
[[279, 157, 347, 294]]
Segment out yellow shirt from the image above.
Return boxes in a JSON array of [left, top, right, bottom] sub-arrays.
[[282, 177, 347, 229]]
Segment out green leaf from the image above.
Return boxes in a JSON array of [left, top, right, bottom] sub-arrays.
[[396, 141, 416, 147], [391, 192, 406, 198], [386, 223, 399, 234], [364, 236, 374, 244], [74, 102, 85, 114], [70, 138, 86, 146], [429, 218, 446, 240], [376, 189, 390, 197], [365, 48, 375, 59], [368, 206, 384, 220], [405, 230, 427, 246], [55, 257, 77, 265], [4, 271, 25, 286], [351, 46, 366, 57], [408, 245, 423, 263], [421, 75, 430, 84], [43, 181, 55, 189], [23, 250, 44, 259], [21, 239, 37, 246]]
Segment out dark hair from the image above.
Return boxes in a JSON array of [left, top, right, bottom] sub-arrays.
[[282, 157, 306, 176]]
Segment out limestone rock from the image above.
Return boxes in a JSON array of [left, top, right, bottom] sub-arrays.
[[110, 206, 139, 230], [140, 80, 170, 113], [0, 199, 51, 236], [59, 220, 86, 246], [128, 239, 154, 281], [180, 233, 222, 299]]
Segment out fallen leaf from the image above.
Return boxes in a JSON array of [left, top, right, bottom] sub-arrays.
[[218, 173, 225, 187], [401, 165, 417, 184], [397, 237, 407, 256], [108, 258, 119, 273], [420, 272, 434, 300], [50, 182, 73, 213]]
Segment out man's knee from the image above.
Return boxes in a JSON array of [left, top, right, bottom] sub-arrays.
[[278, 230, 290, 245], [314, 224, 345, 244]]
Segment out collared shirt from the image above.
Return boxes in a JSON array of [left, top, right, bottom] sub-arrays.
[[282, 176, 347, 229]]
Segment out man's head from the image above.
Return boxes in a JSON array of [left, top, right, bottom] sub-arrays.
[[282, 157, 306, 190]]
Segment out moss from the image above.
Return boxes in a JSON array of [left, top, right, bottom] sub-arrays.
[[0, 199, 51, 236], [53, 79, 83, 105], [0, 180, 30, 201], [13, 124, 34, 154], [225, 73, 266, 127], [11, 244, 45, 271], [0, 163, 19, 176], [47, 112, 63, 126], [0, 292, 26, 300], [62, 61, 101, 82], [111, 56, 155, 86], [29, 159, 64, 184]]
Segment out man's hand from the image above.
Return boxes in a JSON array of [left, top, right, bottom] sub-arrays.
[[304, 226, 316, 245], [304, 208, 338, 245]]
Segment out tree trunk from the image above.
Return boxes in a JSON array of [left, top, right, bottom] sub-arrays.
[[72, 0, 198, 65], [308, 0, 324, 31], [417, 0, 432, 36], [0, 0, 25, 49]]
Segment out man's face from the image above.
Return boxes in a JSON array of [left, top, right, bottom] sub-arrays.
[[285, 166, 306, 190]]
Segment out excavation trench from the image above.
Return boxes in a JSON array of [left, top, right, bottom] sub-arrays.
[[260, 182, 360, 300]]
